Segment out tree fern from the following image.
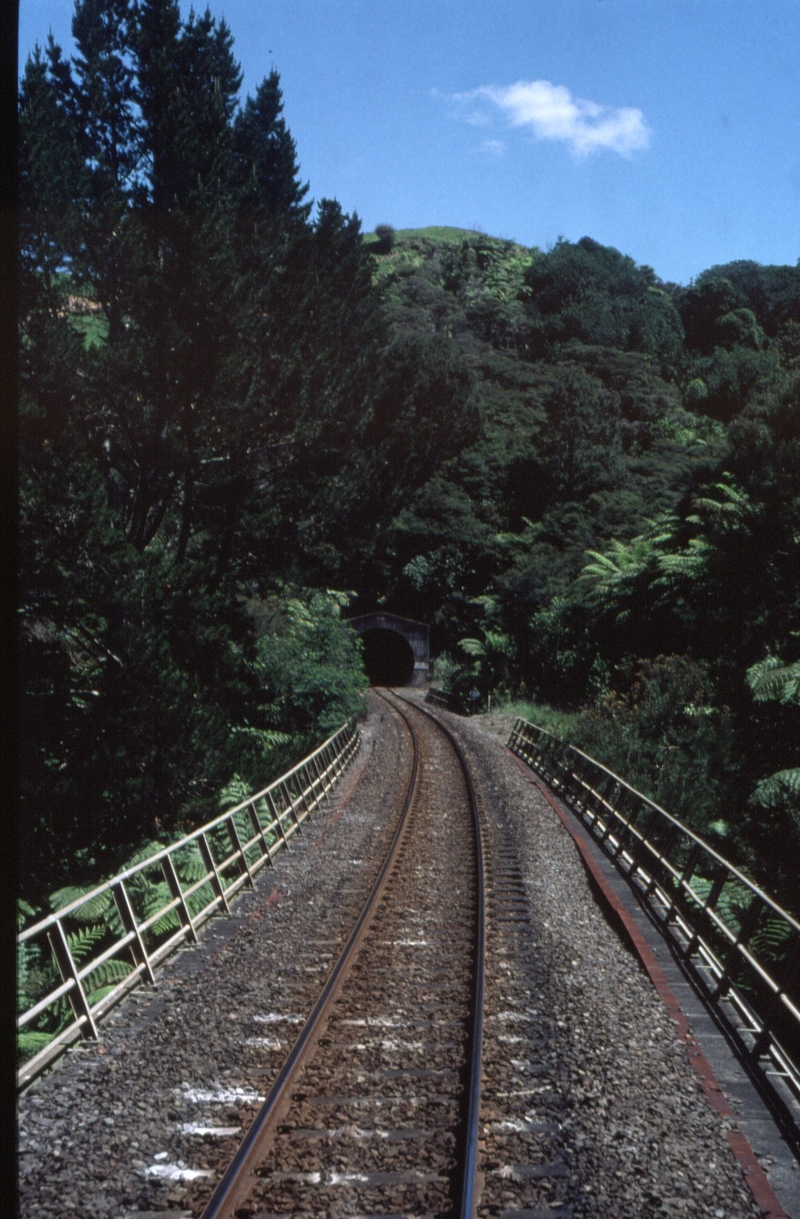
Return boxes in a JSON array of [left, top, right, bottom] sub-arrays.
[[459, 637, 486, 657], [49, 885, 114, 923], [18, 898, 38, 932], [751, 769, 800, 818], [689, 875, 753, 936], [230, 726, 292, 751], [122, 840, 166, 868], [747, 657, 800, 705], [82, 956, 134, 999], [689, 477, 757, 532], [750, 916, 794, 961], [66, 924, 106, 963], [172, 841, 207, 884], [219, 772, 252, 810], [149, 907, 181, 937], [17, 1030, 54, 1063], [745, 654, 800, 827]]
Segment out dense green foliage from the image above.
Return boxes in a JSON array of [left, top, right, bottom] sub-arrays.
[[18, 0, 377, 902], [368, 232, 799, 908], [20, 1, 799, 915]]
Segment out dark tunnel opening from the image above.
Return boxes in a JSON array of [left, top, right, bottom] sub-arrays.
[[361, 628, 416, 687]]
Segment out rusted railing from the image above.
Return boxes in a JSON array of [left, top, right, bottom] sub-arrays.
[[509, 718, 800, 1118], [17, 718, 360, 1089]]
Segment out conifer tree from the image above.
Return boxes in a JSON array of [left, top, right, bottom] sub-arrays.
[[233, 71, 309, 219], [70, 0, 140, 341]]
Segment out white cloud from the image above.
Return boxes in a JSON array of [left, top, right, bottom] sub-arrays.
[[455, 79, 651, 157], [480, 139, 507, 158]]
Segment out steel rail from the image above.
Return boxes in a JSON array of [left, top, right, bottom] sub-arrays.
[[198, 691, 422, 1219], [390, 690, 487, 1219]]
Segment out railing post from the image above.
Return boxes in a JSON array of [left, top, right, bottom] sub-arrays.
[[296, 764, 314, 821], [226, 815, 254, 886], [161, 855, 199, 942], [318, 744, 336, 794], [198, 831, 230, 912], [281, 780, 302, 831], [712, 894, 763, 1002], [112, 880, 156, 983], [665, 843, 704, 925], [47, 920, 98, 1038], [247, 800, 273, 865], [265, 789, 288, 846], [750, 934, 800, 1061]]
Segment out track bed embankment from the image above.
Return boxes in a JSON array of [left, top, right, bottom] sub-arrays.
[[18, 692, 777, 1219], [412, 694, 766, 1219], [190, 689, 483, 1218], [18, 696, 407, 1218]]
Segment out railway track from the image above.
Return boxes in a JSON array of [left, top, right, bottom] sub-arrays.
[[19, 692, 780, 1218], [188, 689, 487, 1219]]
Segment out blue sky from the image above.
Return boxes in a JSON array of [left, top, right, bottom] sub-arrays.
[[19, 0, 800, 285]]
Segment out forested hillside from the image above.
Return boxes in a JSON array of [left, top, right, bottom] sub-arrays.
[[360, 228, 800, 908], [19, 1, 799, 914]]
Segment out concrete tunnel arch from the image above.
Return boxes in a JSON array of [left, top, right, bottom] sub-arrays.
[[345, 612, 430, 688]]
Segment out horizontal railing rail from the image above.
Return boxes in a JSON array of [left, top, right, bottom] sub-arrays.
[[17, 718, 360, 1090], [508, 718, 800, 1121]]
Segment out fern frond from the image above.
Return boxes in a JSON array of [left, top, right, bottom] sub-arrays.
[[751, 768, 800, 809], [172, 843, 207, 884], [583, 550, 620, 573], [82, 957, 134, 995], [66, 925, 106, 963], [18, 899, 38, 931], [219, 773, 252, 810], [231, 726, 292, 750], [746, 658, 800, 705], [484, 630, 512, 654], [459, 637, 486, 657], [134, 879, 174, 924], [84, 984, 122, 1006], [17, 1031, 54, 1061], [750, 918, 793, 957], [49, 886, 113, 922], [122, 840, 165, 868], [150, 909, 181, 937]]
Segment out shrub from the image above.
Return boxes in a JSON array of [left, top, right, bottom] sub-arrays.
[[375, 224, 396, 254]]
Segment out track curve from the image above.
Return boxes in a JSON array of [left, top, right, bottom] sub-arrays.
[[193, 688, 487, 1219]]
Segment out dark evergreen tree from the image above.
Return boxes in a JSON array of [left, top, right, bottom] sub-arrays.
[[233, 70, 309, 218], [69, 0, 140, 340], [18, 0, 378, 902], [18, 41, 85, 311]]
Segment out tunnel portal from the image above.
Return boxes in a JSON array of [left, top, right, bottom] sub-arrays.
[[345, 612, 430, 687], [360, 629, 415, 687]]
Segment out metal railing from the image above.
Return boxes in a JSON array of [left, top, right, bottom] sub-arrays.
[[508, 718, 800, 1118], [17, 718, 360, 1090], [425, 687, 464, 714]]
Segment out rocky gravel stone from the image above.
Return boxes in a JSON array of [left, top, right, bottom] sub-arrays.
[[18, 696, 407, 1219], [17, 693, 775, 1218], [421, 695, 764, 1218]]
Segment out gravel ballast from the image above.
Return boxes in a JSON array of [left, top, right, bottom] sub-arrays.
[[413, 695, 770, 1218], [17, 694, 792, 1217]]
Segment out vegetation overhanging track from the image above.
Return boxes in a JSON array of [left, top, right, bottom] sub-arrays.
[[197, 687, 487, 1219]]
